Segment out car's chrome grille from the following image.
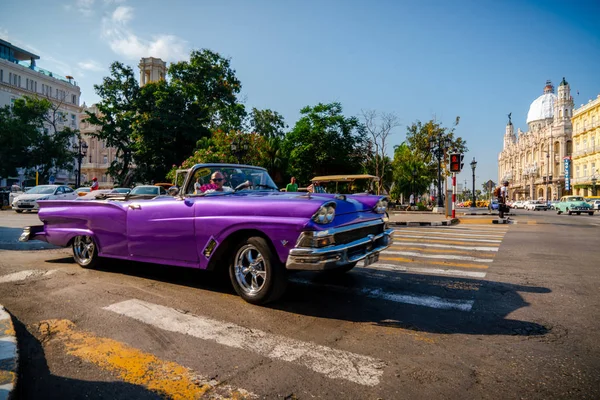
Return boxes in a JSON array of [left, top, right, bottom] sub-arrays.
[[334, 223, 384, 245]]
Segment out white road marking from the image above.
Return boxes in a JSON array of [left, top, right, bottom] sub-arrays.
[[382, 250, 492, 263], [395, 229, 505, 238], [394, 234, 502, 243], [290, 278, 474, 312], [390, 242, 498, 252], [104, 299, 385, 386], [0, 269, 56, 283], [362, 263, 487, 278]]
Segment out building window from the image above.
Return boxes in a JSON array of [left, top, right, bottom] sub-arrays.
[[576, 166, 580, 178], [0, 69, 3, 82], [583, 165, 588, 178], [103, 155, 108, 164], [72, 94, 77, 104], [18, 75, 21, 87]]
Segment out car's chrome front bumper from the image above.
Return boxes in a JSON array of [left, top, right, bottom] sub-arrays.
[[286, 221, 393, 271]]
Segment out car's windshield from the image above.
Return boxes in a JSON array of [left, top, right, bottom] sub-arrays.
[[187, 165, 277, 195], [26, 186, 56, 195], [569, 197, 584, 201], [129, 186, 159, 195]]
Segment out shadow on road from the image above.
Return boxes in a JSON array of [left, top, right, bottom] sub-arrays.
[[39, 254, 552, 338], [13, 315, 162, 400], [0, 227, 59, 251]]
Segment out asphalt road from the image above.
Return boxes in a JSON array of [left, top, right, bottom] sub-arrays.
[[1, 209, 599, 399]]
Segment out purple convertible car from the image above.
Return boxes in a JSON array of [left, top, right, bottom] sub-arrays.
[[20, 164, 393, 304]]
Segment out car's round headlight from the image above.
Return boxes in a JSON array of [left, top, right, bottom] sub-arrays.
[[312, 204, 336, 224], [373, 198, 388, 214]]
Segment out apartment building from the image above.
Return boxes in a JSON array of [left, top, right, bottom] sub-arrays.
[[0, 38, 81, 186], [571, 94, 600, 197]]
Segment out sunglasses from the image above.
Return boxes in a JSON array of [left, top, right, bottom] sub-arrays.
[[211, 178, 224, 182]]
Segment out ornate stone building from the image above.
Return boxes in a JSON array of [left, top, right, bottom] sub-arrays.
[[498, 79, 574, 201], [571, 95, 600, 197]]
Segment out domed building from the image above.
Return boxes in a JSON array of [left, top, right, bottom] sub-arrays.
[[498, 79, 574, 201]]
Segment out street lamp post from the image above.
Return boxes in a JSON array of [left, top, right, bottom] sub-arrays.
[[72, 138, 88, 188], [592, 174, 598, 196], [230, 137, 249, 164], [429, 134, 451, 208], [411, 167, 417, 205], [470, 157, 477, 207]]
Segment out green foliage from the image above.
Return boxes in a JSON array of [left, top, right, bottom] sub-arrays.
[[250, 108, 287, 139], [169, 49, 246, 134], [85, 62, 139, 185], [391, 142, 431, 199], [0, 96, 76, 182], [405, 118, 468, 165], [167, 130, 270, 181], [283, 102, 368, 185]]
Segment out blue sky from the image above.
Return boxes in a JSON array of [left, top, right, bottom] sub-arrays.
[[2, 0, 600, 186]]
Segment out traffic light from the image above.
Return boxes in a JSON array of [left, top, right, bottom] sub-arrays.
[[450, 153, 463, 172]]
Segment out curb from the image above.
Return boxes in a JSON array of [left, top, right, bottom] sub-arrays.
[[390, 218, 458, 226], [0, 306, 18, 400]]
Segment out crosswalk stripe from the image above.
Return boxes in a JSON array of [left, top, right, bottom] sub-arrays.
[[0, 270, 56, 283], [379, 256, 488, 269], [394, 238, 500, 247], [290, 277, 474, 311], [393, 234, 502, 243], [383, 250, 493, 263], [390, 242, 498, 252], [395, 229, 505, 239], [398, 246, 496, 256], [438, 226, 509, 233], [37, 319, 255, 399], [104, 299, 385, 386], [359, 264, 487, 278]]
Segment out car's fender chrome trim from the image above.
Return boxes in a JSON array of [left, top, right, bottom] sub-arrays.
[[286, 219, 393, 271]]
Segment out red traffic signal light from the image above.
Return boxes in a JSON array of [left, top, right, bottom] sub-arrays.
[[450, 153, 463, 172]]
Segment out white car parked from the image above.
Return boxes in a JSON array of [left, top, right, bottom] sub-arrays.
[[512, 200, 525, 209], [524, 200, 548, 211], [12, 185, 77, 213]]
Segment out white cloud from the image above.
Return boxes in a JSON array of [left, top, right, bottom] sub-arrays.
[[75, 0, 96, 16], [111, 6, 133, 24], [78, 60, 104, 72], [101, 6, 188, 61]]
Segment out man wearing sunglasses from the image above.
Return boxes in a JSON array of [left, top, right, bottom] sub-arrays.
[[208, 171, 234, 193]]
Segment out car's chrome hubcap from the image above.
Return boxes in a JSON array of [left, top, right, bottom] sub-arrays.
[[234, 244, 267, 295], [73, 236, 95, 266]]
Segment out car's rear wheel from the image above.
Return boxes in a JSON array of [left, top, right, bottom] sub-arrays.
[[557, 210, 562, 215], [588, 212, 594, 216], [72, 235, 100, 268], [229, 237, 287, 305]]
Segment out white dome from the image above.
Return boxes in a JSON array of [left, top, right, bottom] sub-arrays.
[[526, 92, 556, 124]]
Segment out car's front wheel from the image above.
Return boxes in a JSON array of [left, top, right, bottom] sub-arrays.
[[72, 235, 100, 268], [15, 210, 23, 213], [229, 237, 287, 305], [557, 209, 562, 215]]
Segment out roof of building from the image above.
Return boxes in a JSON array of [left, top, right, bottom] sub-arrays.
[[526, 92, 557, 124], [0, 38, 40, 61]]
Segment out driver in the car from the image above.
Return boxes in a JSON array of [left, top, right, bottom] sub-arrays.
[[202, 171, 250, 193]]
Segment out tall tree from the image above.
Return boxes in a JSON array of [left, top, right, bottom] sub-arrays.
[[85, 62, 139, 185], [250, 108, 287, 138], [361, 110, 400, 193], [283, 102, 367, 184], [169, 49, 246, 135], [0, 97, 76, 182]]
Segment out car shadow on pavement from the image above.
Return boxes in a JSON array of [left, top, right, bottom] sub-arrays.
[[0, 227, 59, 251], [272, 270, 553, 337], [39, 255, 551, 338], [12, 315, 163, 400]]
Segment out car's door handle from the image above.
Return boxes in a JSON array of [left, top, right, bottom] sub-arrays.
[[128, 204, 142, 210]]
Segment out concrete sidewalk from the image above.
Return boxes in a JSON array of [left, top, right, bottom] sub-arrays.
[[388, 211, 458, 226]]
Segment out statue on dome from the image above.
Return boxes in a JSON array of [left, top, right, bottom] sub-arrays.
[[507, 112, 512, 125]]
